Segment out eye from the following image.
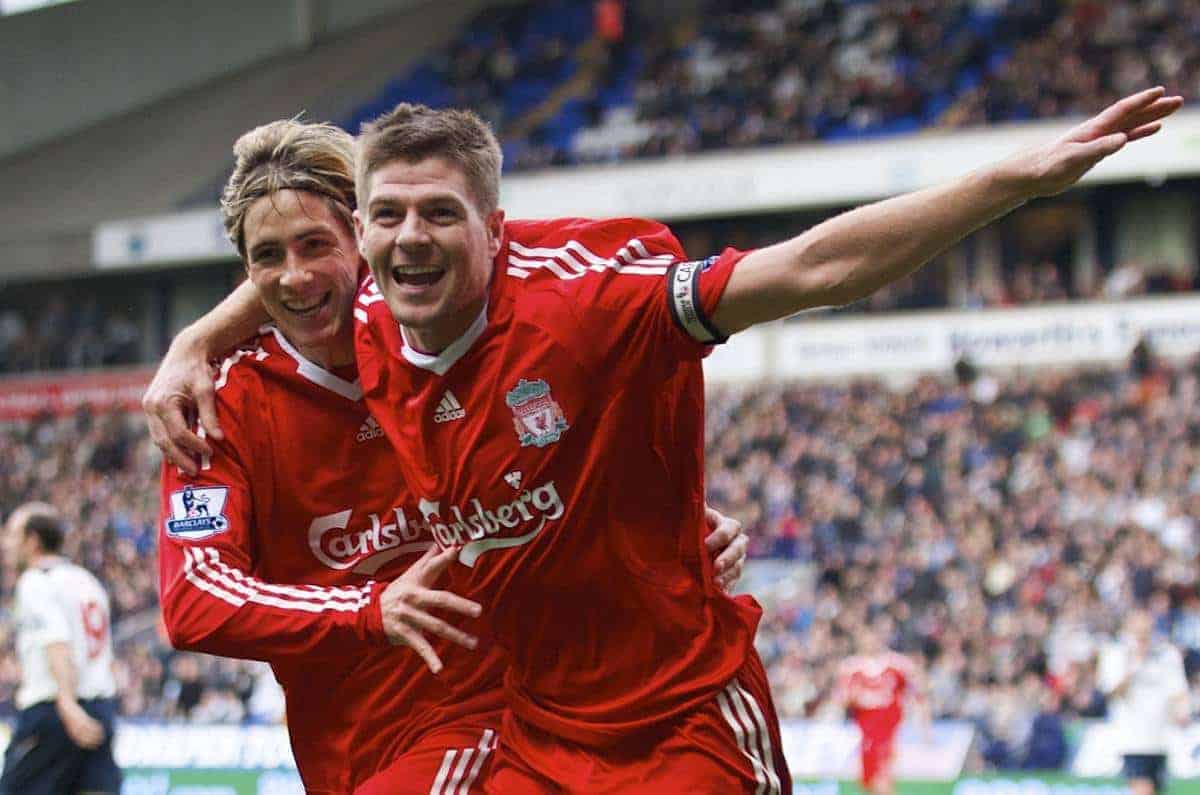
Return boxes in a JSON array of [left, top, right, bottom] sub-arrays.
[[430, 206, 459, 223], [250, 247, 282, 266], [372, 206, 398, 222]]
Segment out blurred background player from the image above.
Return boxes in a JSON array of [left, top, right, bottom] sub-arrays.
[[1097, 610, 1189, 795], [835, 621, 927, 795], [0, 502, 120, 795]]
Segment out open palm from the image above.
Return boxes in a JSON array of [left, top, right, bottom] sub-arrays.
[[1020, 86, 1183, 198]]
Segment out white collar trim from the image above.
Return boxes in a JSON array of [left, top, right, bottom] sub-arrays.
[[400, 303, 488, 376], [269, 326, 363, 401]]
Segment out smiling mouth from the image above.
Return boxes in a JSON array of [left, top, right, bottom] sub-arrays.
[[391, 264, 445, 288], [282, 292, 331, 317]]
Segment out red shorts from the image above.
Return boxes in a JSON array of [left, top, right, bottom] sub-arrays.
[[488, 654, 791, 794], [355, 712, 502, 795], [859, 729, 897, 788]]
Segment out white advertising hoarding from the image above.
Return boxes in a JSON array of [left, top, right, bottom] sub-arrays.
[[704, 295, 1200, 383]]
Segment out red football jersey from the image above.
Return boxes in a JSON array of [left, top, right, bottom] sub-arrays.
[[353, 217, 764, 748], [837, 653, 914, 737], [158, 327, 505, 793]]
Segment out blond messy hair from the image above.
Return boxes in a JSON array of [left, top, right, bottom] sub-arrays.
[[355, 103, 503, 216], [220, 119, 358, 257]]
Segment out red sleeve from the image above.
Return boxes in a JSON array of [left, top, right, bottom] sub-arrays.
[[505, 217, 750, 378], [157, 357, 388, 664]]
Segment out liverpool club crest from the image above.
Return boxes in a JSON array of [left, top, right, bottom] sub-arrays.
[[505, 378, 569, 448]]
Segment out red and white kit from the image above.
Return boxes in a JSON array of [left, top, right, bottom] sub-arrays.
[[838, 653, 915, 788], [355, 218, 791, 793], [158, 327, 505, 794]]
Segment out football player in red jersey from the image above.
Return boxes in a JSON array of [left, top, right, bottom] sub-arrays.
[[835, 624, 928, 795], [148, 88, 1180, 794], [154, 120, 750, 794]]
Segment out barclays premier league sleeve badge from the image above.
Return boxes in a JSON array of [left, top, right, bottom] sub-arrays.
[[506, 378, 569, 448], [166, 485, 231, 539]]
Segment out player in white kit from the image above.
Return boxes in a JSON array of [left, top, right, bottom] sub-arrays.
[[1, 502, 121, 795]]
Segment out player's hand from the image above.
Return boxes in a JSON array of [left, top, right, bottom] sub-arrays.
[[56, 698, 105, 750], [143, 332, 221, 475], [1000, 86, 1182, 200], [379, 543, 482, 674], [704, 505, 748, 593]]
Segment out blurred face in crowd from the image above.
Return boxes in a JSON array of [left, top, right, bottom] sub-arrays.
[[243, 189, 359, 368], [860, 625, 886, 656], [1125, 610, 1154, 652], [354, 156, 503, 354]]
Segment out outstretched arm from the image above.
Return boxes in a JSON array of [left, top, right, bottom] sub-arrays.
[[711, 87, 1183, 335]]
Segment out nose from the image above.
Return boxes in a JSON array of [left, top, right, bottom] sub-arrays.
[[279, 250, 314, 290], [395, 209, 432, 250]]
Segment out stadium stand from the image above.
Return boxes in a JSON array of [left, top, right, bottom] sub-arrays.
[[525, 0, 1200, 167]]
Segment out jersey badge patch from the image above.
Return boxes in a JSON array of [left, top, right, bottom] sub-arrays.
[[506, 379, 569, 448], [166, 485, 230, 539]]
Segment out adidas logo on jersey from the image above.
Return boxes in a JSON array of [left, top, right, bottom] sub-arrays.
[[356, 416, 385, 442], [434, 391, 466, 423]]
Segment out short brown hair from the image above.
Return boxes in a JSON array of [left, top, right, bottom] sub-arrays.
[[220, 119, 357, 257], [356, 103, 503, 215], [7, 501, 64, 553]]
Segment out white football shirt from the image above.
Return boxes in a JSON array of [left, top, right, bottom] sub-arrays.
[[13, 558, 116, 709], [1097, 638, 1188, 754]]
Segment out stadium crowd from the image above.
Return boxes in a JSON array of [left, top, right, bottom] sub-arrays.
[[336, 0, 1200, 170], [0, 298, 141, 375], [712, 349, 1200, 768], [548, 0, 1200, 165], [1, 343, 1199, 769]]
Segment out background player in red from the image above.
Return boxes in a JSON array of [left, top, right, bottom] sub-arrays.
[[835, 623, 928, 795], [152, 118, 752, 794]]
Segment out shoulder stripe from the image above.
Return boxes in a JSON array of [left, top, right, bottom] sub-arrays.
[[666, 261, 726, 344], [214, 345, 270, 392], [507, 238, 673, 282], [354, 308, 369, 324]]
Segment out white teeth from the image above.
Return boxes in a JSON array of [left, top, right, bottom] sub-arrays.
[[284, 294, 326, 313], [392, 265, 443, 275]]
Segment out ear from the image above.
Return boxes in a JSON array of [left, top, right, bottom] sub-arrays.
[[352, 209, 367, 257], [486, 209, 505, 258]]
